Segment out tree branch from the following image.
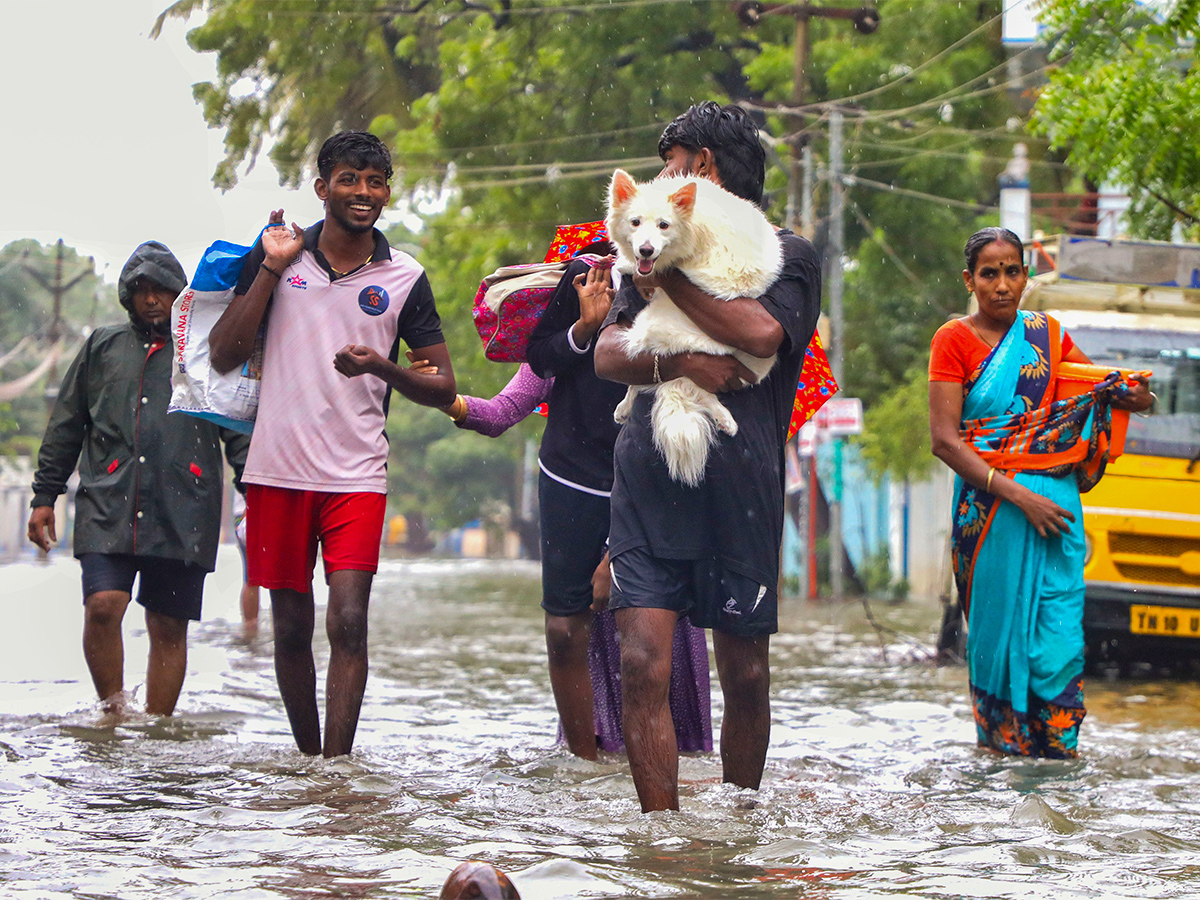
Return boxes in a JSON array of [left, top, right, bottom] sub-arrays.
[[1147, 187, 1200, 225]]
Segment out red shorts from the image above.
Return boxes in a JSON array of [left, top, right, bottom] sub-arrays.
[[245, 484, 387, 592]]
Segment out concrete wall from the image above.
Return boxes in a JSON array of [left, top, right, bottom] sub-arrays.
[[0, 458, 71, 563], [890, 467, 956, 601]]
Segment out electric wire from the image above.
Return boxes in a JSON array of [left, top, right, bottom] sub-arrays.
[[844, 194, 922, 285], [844, 172, 997, 213]]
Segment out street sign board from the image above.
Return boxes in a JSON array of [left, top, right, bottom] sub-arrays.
[[797, 421, 818, 457], [1002, 0, 1045, 44], [815, 397, 863, 436]]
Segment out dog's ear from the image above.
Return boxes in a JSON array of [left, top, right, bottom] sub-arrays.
[[609, 169, 637, 207], [668, 181, 697, 215]]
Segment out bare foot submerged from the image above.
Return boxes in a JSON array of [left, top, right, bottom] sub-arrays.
[[439, 862, 520, 899], [96, 690, 135, 725]]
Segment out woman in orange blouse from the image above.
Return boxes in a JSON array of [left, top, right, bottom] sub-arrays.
[[928, 227, 1151, 757]]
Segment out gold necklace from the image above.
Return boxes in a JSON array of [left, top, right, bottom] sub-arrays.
[[966, 316, 998, 348], [330, 252, 372, 277]]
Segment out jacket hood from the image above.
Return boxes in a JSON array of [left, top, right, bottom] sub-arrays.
[[117, 241, 187, 313]]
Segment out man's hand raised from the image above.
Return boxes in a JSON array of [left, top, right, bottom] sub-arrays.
[[262, 209, 304, 272], [572, 258, 615, 347]]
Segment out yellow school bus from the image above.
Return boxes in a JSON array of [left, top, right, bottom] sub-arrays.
[[1024, 236, 1200, 669]]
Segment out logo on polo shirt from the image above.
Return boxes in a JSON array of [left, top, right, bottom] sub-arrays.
[[358, 285, 389, 316], [287, 274, 307, 290]]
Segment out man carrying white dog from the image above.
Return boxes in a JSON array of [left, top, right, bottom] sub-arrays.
[[594, 102, 821, 812]]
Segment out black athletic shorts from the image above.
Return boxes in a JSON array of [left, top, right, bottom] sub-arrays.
[[539, 471, 611, 618], [79, 553, 207, 622], [608, 546, 778, 637]]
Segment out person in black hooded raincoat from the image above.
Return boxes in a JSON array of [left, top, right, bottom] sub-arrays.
[[28, 241, 249, 717]]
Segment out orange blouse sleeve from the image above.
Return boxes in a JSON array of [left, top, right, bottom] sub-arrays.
[[929, 320, 975, 383]]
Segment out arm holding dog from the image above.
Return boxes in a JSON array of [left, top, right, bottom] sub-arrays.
[[594, 319, 757, 393], [631, 268, 783, 359]]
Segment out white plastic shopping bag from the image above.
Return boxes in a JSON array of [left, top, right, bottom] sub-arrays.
[[169, 237, 263, 433]]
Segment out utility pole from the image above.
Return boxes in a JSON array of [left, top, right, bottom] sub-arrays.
[[801, 144, 815, 238], [734, 2, 878, 603], [734, 2, 879, 233], [828, 108, 846, 602], [789, 4, 811, 232], [22, 238, 92, 414]]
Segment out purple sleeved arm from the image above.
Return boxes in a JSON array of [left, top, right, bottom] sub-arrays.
[[458, 364, 552, 438]]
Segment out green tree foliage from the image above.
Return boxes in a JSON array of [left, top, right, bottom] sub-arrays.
[[1030, 0, 1200, 238], [855, 363, 936, 483]]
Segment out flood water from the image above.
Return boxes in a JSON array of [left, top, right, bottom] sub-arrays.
[[3, 548, 1200, 899]]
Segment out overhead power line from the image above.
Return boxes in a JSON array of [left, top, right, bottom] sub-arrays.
[[844, 140, 1072, 171], [407, 155, 661, 177], [451, 157, 663, 190], [845, 173, 998, 213]]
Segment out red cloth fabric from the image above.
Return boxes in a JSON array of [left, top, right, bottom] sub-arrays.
[[789, 331, 837, 439], [544, 221, 609, 263], [245, 485, 386, 591]]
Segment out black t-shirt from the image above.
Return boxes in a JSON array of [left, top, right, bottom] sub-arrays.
[[525, 258, 627, 493], [601, 230, 821, 587]]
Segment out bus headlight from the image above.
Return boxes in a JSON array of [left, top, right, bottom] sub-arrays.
[[1084, 531, 1094, 565]]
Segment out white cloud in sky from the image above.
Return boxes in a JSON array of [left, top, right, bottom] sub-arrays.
[[0, 0, 325, 283]]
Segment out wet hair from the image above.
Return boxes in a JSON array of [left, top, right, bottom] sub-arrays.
[[317, 131, 393, 182], [439, 862, 521, 900], [963, 227, 1024, 273], [658, 101, 766, 207]]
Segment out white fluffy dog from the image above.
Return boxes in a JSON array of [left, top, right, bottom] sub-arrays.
[[605, 168, 782, 486]]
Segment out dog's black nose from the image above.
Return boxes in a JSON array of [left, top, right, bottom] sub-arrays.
[[638, 244, 655, 258]]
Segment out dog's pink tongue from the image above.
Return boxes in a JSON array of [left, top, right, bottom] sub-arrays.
[[637, 259, 655, 275]]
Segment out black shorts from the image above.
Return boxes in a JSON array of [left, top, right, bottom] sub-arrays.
[[78, 554, 207, 622], [608, 546, 778, 637], [539, 472, 611, 618]]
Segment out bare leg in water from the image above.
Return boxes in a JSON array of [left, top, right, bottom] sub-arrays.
[[82, 590, 131, 712], [712, 630, 771, 790], [615, 606, 680, 811], [269, 568, 373, 758], [545, 609, 596, 759]]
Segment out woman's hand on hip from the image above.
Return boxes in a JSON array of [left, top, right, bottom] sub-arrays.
[[1014, 487, 1075, 538]]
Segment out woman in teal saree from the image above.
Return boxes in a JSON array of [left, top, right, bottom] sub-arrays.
[[929, 228, 1152, 757]]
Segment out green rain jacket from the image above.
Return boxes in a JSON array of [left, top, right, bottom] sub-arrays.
[[30, 241, 249, 571]]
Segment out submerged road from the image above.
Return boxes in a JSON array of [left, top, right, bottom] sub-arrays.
[[2, 548, 1200, 898]]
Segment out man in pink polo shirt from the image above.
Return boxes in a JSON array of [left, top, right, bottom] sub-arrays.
[[209, 131, 457, 757]]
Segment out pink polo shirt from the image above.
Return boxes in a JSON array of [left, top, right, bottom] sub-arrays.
[[239, 224, 444, 494]]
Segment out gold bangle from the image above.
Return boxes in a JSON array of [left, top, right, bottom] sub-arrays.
[[1135, 391, 1158, 418], [442, 395, 468, 424], [986, 467, 996, 493]]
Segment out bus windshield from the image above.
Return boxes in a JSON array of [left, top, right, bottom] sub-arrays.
[[1067, 326, 1200, 461]]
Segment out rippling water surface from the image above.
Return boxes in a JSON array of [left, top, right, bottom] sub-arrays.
[[3, 549, 1200, 899]]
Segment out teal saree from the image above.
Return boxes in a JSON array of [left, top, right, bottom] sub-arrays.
[[950, 311, 1124, 758]]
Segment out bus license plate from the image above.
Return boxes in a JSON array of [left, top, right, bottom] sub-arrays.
[[1130, 605, 1200, 638]]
